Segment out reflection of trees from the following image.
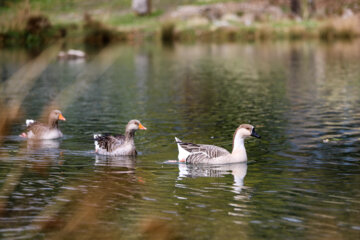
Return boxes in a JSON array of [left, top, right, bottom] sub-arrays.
[[172, 43, 288, 152], [134, 50, 152, 108], [281, 41, 360, 239], [285, 41, 360, 158]]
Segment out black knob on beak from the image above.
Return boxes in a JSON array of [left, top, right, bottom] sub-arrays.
[[251, 128, 261, 138]]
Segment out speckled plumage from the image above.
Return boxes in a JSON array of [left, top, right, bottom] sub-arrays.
[[175, 124, 260, 164], [175, 140, 229, 164], [94, 119, 146, 156]]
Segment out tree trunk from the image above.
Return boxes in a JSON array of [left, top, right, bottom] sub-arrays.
[[132, 0, 152, 16], [290, 0, 301, 16]]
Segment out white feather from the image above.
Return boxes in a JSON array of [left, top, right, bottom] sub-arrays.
[[26, 119, 35, 127], [93, 134, 101, 139], [93, 134, 101, 151], [175, 137, 190, 162]]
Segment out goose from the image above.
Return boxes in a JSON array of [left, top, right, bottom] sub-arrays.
[[175, 124, 260, 164], [58, 49, 86, 59], [94, 119, 147, 156], [20, 110, 66, 140]]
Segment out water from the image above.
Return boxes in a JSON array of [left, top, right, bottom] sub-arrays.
[[0, 41, 360, 239]]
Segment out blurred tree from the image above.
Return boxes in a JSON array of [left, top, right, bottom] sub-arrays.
[[290, 0, 316, 18], [290, 0, 301, 16], [0, 0, 20, 7], [132, 0, 152, 16]]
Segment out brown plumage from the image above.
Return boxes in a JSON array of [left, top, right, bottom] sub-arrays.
[[21, 110, 66, 140]]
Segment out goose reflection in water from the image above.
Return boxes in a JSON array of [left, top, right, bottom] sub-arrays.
[[178, 163, 248, 193], [25, 139, 63, 168], [26, 139, 60, 151], [95, 154, 136, 170]]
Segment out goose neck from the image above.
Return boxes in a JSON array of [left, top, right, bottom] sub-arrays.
[[232, 138, 245, 154], [125, 130, 135, 142], [48, 119, 59, 129]]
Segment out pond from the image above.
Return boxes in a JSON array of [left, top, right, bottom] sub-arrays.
[[0, 40, 360, 239]]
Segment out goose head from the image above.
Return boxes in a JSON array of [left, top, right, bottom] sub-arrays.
[[48, 110, 66, 125], [234, 124, 261, 139], [232, 124, 260, 154], [125, 119, 147, 132], [233, 124, 261, 145]]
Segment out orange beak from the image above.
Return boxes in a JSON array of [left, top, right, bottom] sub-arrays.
[[58, 113, 66, 121], [139, 123, 147, 130]]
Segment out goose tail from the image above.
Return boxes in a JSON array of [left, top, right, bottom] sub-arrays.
[[175, 137, 188, 162], [26, 119, 35, 127], [93, 134, 102, 152]]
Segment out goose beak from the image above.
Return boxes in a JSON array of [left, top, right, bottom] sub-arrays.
[[139, 123, 147, 130], [251, 128, 261, 138], [58, 113, 66, 121]]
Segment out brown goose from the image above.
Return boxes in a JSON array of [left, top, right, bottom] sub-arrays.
[[20, 110, 66, 140], [175, 124, 260, 164], [94, 119, 147, 156]]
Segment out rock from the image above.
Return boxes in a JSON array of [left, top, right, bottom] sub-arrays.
[[342, 8, 354, 19], [169, 5, 202, 20], [186, 17, 209, 28], [222, 13, 242, 23], [164, 1, 285, 23]]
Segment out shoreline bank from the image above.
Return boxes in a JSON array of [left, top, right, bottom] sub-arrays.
[[1, 1, 359, 49]]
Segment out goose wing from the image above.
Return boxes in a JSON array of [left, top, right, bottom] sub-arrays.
[[95, 134, 125, 152], [178, 141, 230, 163], [26, 122, 49, 135]]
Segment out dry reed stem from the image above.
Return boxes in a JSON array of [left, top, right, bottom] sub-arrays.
[[23, 44, 131, 239], [31, 174, 127, 240], [0, 42, 175, 239], [0, 42, 62, 140], [0, 160, 26, 215], [0, 42, 61, 221]]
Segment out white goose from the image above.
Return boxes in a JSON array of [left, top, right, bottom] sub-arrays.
[[175, 124, 260, 164]]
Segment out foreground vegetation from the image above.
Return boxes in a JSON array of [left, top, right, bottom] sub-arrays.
[[0, 0, 360, 48]]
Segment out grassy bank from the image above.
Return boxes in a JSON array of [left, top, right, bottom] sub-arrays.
[[1, 0, 360, 48]]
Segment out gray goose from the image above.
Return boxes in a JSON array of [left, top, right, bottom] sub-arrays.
[[94, 119, 147, 156], [20, 110, 66, 140], [175, 124, 260, 164]]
